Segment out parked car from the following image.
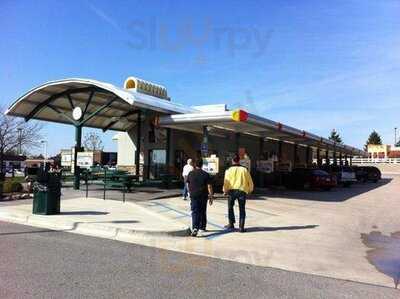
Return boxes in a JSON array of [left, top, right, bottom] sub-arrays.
[[322, 165, 357, 187], [352, 166, 369, 183], [284, 168, 337, 191], [359, 166, 381, 183]]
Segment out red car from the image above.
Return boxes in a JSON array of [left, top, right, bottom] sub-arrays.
[[285, 168, 337, 191]]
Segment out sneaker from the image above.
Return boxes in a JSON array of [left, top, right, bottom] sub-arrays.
[[191, 229, 198, 237], [198, 229, 207, 235], [182, 197, 187, 201], [239, 227, 246, 233], [224, 223, 235, 230]]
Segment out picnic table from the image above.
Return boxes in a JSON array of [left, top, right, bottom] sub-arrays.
[[84, 169, 139, 202]]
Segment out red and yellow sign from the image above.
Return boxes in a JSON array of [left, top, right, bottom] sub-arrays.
[[231, 109, 248, 122]]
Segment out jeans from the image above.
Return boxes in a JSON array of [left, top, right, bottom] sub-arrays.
[[191, 194, 208, 230], [182, 181, 189, 199], [228, 189, 247, 224]]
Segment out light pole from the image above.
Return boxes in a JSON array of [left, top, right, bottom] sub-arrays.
[[41, 140, 48, 170]]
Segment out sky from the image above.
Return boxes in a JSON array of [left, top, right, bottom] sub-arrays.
[[1, 0, 400, 156]]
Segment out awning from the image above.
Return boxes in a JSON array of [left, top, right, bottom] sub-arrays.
[[6, 77, 367, 157], [158, 109, 367, 156], [6, 78, 194, 131]]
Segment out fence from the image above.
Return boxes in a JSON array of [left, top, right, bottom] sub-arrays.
[[352, 157, 400, 164]]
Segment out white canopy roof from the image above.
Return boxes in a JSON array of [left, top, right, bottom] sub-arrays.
[[6, 78, 194, 131]]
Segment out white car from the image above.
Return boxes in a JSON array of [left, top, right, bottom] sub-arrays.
[[323, 166, 356, 187], [337, 166, 357, 187]]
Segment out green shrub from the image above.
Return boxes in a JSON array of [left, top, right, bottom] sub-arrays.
[[2, 180, 13, 193], [11, 182, 23, 192], [2, 180, 23, 193]]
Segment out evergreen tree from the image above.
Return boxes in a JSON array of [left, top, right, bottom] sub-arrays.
[[328, 129, 342, 144], [364, 130, 382, 151]]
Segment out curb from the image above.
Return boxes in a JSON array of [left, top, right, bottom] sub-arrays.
[[0, 209, 190, 242]]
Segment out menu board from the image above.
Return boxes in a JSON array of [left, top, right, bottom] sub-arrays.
[[202, 155, 219, 174], [277, 161, 292, 172], [256, 160, 274, 173], [77, 152, 94, 168]]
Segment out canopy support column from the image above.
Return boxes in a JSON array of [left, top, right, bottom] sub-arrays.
[[259, 138, 264, 158], [258, 137, 265, 187], [317, 148, 321, 166], [235, 133, 240, 154], [73, 125, 82, 190], [306, 146, 311, 167], [166, 128, 171, 174], [339, 152, 343, 166], [325, 150, 329, 165], [135, 111, 141, 177], [202, 126, 209, 158], [293, 144, 298, 168]]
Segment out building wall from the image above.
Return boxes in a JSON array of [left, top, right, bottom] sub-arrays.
[[115, 113, 314, 177], [114, 132, 136, 167], [368, 144, 390, 159]]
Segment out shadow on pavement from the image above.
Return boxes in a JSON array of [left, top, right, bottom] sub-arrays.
[[61, 186, 182, 202], [202, 224, 319, 239], [250, 179, 392, 202], [245, 224, 319, 232], [59, 211, 109, 216], [94, 220, 139, 224]]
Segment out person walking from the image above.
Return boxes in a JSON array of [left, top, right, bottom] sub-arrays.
[[182, 158, 194, 200], [186, 159, 213, 236], [223, 154, 254, 232]]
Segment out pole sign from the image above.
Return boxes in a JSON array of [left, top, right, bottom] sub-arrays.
[[77, 152, 94, 168]]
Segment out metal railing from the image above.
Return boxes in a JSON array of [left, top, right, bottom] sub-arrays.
[[351, 157, 400, 164]]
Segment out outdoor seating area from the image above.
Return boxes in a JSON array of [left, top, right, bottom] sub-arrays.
[[59, 167, 182, 202]]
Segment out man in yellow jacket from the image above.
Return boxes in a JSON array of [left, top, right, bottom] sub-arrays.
[[223, 154, 254, 232]]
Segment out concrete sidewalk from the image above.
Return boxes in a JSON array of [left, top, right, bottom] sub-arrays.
[[0, 176, 399, 290], [0, 197, 188, 241]]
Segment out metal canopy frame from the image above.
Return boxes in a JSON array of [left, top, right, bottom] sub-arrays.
[[6, 78, 198, 190], [6, 80, 148, 189]]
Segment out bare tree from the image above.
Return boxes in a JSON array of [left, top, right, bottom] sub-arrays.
[[0, 108, 43, 172], [83, 132, 104, 151]]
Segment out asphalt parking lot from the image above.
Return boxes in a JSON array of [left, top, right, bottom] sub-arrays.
[[2, 221, 399, 299], [135, 175, 400, 288], [1, 175, 399, 289]]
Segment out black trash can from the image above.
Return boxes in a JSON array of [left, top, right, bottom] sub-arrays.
[[32, 171, 61, 215]]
